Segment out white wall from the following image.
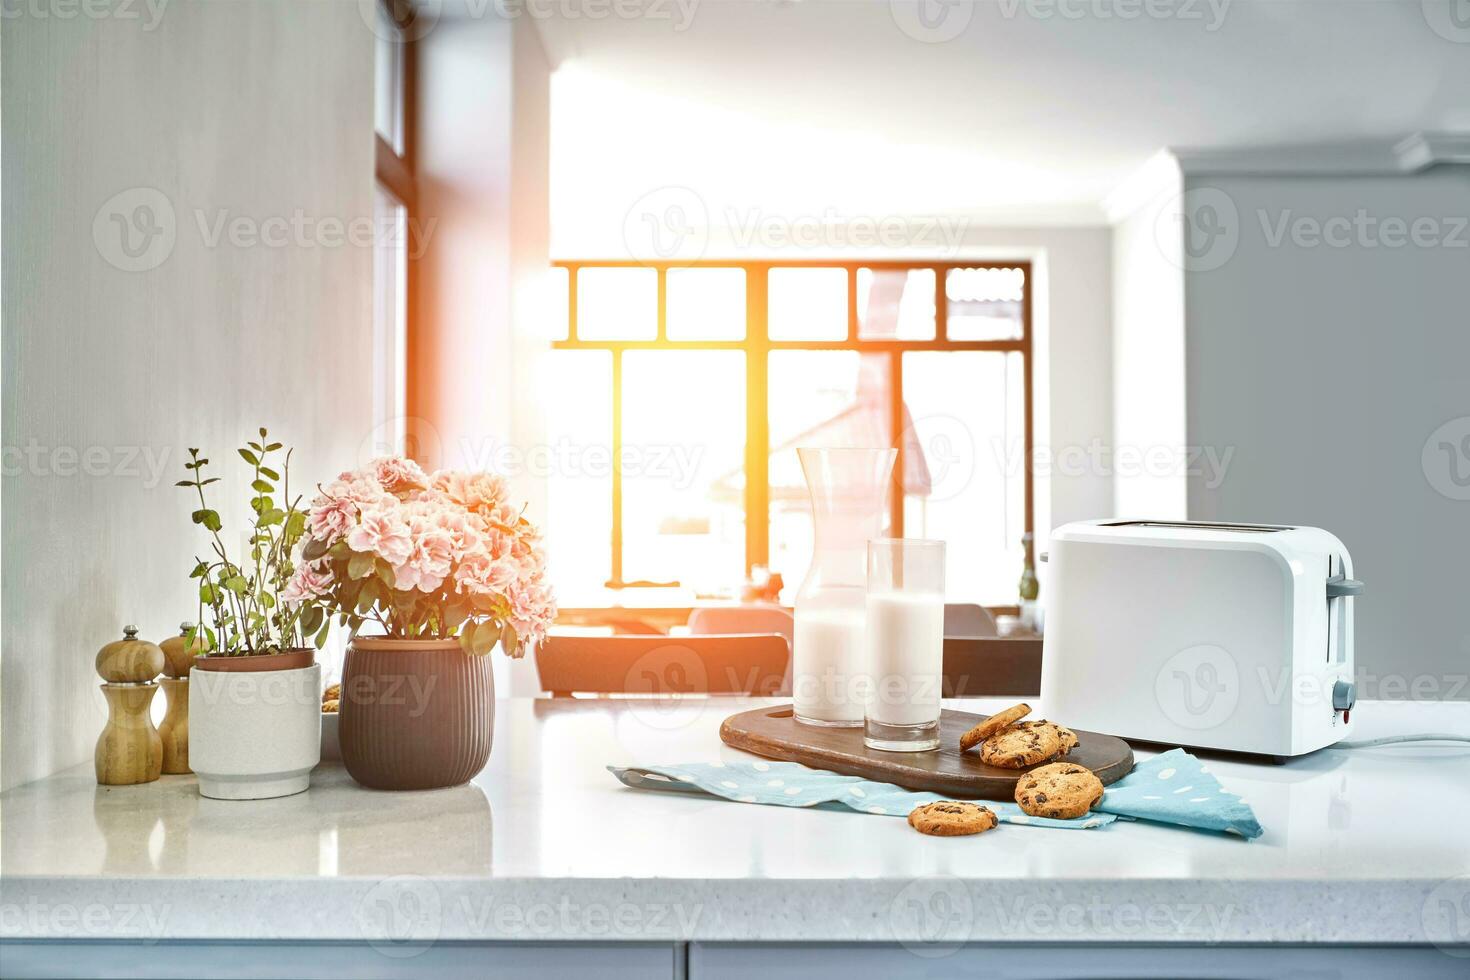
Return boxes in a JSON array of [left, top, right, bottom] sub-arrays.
[[1, 2, 375, 790], [411, 13, 551, 696], [1110, 159, 1188, 519], [1183, 167, 1470, 696]]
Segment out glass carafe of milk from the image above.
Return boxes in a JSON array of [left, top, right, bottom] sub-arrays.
[[793, 447, 897, 727]]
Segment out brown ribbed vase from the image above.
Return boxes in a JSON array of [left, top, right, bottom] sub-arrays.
[[340, 638, 495, 790]]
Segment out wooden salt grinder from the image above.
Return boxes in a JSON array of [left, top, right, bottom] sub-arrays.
[[157, 621, 201, 775], [95, 625, 164, 785]]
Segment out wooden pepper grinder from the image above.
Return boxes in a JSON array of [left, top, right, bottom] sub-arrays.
[[157, 622, 202, 775], [95, 625, 164, 785]]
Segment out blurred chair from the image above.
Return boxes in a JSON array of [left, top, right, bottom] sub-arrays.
[[537, 634, 789, 699], [944, 602, 999, 639], [687, 604, 795, 696], [942, 637, 1043, 697]]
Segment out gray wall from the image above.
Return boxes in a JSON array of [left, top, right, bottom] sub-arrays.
[[1184, 167, 1470, 698], [1, 1, 375, 789]]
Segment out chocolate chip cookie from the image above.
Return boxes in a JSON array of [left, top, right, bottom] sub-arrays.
[[1014, 761, 1105, 819], [1054, 724, 1079, 755], [959, 702, 1032, 752], [1012, 719, 1079, 756], [907, 801, 999, 836], [978, 720, 1063, 769]]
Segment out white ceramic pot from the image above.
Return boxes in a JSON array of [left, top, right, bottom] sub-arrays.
[[189, 658, 322, 800]]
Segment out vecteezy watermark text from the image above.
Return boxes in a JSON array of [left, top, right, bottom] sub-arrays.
[[458, 438, 704, 489], [0, 0, 168, 30], [994, 437, 1235, 490], [890, 0, 1230, 44], [997, 0, 1231, 31], [360, 0, 699, 44], [355, 875, 705, 958], [193, 208, 437, 257], [725, 208, 969, 254], [92, 187, 439, 273], [1, 440, 172, 488], [0, 898, 171, 938], [1258, 209, 1469, 250], [623, 187, 971, 262], [1157, 185, 1470, 271]]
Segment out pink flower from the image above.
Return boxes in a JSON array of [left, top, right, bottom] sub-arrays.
[[431, 470, 510, 514], [308, 494, 357, 546], [345, 506, 413, 567], [506, 579, 556, 649], [392, 521, 455, 593], [316, 473, 381, 508], [314, 462, 555, 650], [431, 507, 484, 560], [454, 551, 518, 597], [282, 560, 333, 604], [368, 455, 428, 494]]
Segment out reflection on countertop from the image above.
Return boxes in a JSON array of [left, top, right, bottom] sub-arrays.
[[4, 765, 491, 880], [1, 697, 1466, 945]]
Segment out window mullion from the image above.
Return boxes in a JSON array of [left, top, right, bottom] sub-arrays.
[[610, 347, 623, 588], [745, 266, 770, 575], [934, 264, 947, 342], [889, 350, 904, 539], [656, 267, 667, 343]]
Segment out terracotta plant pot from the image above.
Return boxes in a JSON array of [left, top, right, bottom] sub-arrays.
[[340, 637, 495, 791], [189, 649, 321, 800], [192, 649, 315, 672]]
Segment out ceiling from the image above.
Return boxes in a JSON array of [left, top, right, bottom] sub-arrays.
[[528, 1, 1470, 244]]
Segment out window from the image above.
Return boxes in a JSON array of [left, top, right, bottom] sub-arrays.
[[549, 261, 1033, 607], [372, 186, 407, 453], [371, 0, 414, 459]]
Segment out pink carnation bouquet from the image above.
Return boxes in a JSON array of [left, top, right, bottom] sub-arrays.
[[289, 456, 556, 656]]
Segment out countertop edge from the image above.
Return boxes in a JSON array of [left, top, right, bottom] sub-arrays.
[[2, 875, 1464, 946]]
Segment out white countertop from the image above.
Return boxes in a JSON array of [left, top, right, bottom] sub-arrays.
[[2, 697, 1467, 947]]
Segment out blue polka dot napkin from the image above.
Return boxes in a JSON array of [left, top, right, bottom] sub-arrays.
[[608, 747, 1262, 838], [1093, 748, 1263, 838]]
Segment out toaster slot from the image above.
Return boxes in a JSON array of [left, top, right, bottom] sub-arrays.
[[1103, 520, 1291, 532]]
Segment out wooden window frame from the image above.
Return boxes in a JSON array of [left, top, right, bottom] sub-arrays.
[[374, 0, 416, 208], [374, 0, 418, 461], [551, 259, 1034, 594]]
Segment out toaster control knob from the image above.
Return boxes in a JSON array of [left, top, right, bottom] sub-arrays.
[[1332, 680, 1356, 711]]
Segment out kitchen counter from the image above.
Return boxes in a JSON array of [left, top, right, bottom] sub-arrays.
[[3, 697, 1468, 976]]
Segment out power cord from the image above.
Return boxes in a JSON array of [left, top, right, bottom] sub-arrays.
[[1339, 733, 1470, 748]]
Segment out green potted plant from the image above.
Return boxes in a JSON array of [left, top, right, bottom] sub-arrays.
[[301, 456, 555, 790], [181, 428, 329, 800]]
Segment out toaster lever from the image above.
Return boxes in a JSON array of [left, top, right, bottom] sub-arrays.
[[1326, 575, 1364, 598]]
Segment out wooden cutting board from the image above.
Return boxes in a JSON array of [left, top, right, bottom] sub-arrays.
[[720, 704, 1134, 801]]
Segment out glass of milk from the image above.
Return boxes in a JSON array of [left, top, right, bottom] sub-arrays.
[[864, 538, 946, 751], [792, 448, 896, 727]]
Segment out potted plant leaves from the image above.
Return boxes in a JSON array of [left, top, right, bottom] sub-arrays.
[[180, 429, 330, 800]]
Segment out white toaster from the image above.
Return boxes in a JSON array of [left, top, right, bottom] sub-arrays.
[[1040, 520, 1361, 758]]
